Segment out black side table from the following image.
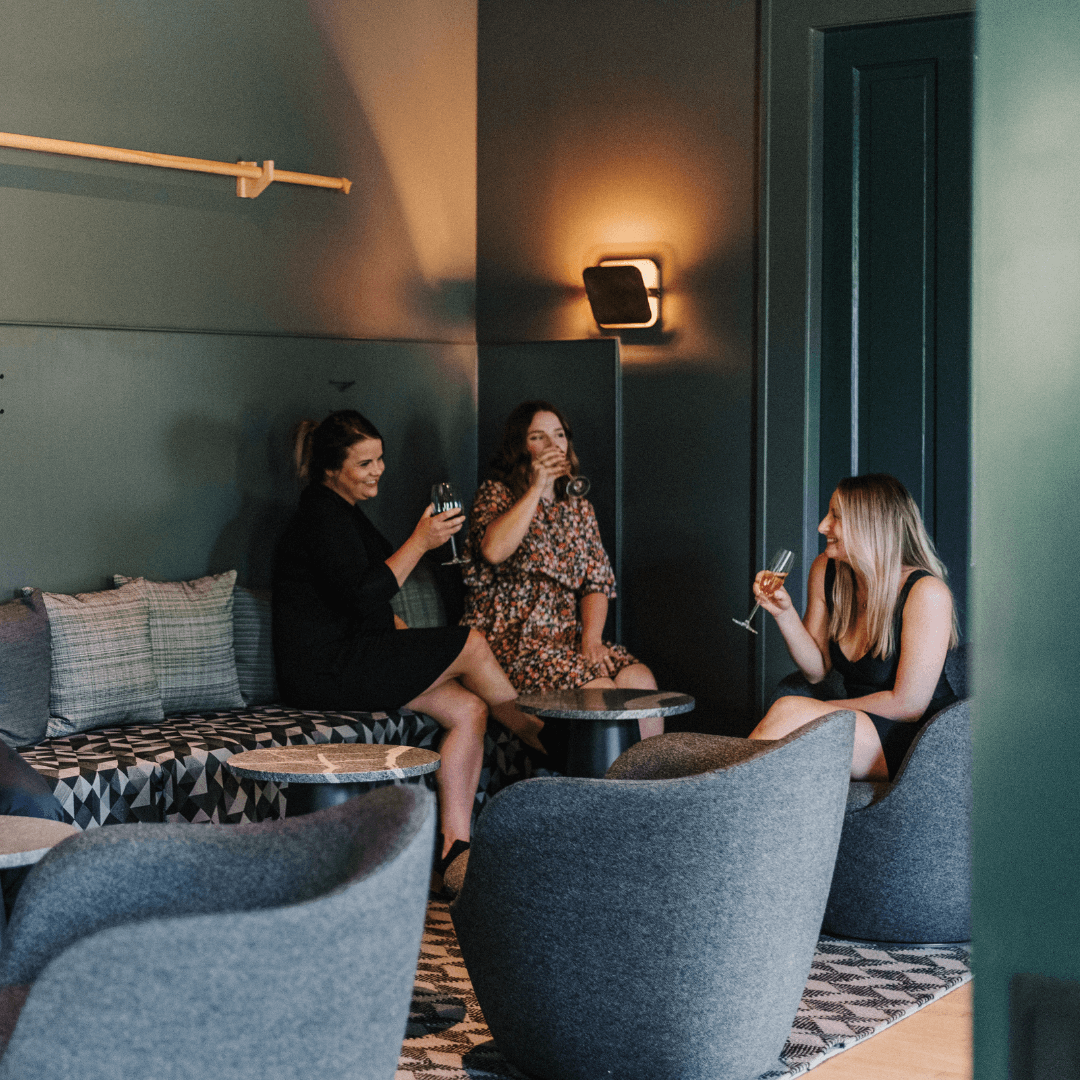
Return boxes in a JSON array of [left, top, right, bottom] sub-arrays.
[[516, 689, 695, 778]]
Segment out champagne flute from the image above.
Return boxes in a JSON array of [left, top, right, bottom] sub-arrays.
[[430, 483, 468, 566], [733, 549, 795, 634], [565, 475, 591, 497]]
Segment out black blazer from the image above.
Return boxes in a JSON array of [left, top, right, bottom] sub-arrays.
[[272, 484, 400, 686]]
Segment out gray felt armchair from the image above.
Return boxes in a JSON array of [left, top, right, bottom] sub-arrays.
[[822, 646, 972, 943], [450, 711, 856, 1080], [0, 786, 435, 1080]]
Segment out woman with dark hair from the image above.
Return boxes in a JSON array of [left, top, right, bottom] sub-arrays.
[[272, 410, 544, 877], [748, 473, 959, 780], [462, 402, 661, 745]]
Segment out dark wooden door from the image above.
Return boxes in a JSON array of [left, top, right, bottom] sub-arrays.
[[820, 14, 973, 634]]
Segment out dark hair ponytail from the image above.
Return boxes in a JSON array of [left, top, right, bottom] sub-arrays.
[[293, 410, 382, 484]]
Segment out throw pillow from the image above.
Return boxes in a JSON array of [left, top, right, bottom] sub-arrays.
[[232, 586, 279, 706], [390, 559, 447, 629], [113, 571, 244, 714], [0, 590, 51, 748], [43, 581, 164, 735]]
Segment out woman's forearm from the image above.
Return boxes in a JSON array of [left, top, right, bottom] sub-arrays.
[[774, 607, 829, 682], [385, 533, 427, 587], [480, 488, 543, 564], [827, 689, 924, 720], [580, 591, 608, 643]]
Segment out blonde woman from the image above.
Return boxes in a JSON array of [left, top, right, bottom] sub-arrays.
[[749, 474, 958, 780]]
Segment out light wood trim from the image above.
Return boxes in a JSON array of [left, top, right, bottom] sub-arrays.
[[0, 130, 351, 197]]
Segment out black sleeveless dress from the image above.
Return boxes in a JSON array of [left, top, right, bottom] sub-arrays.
[[824, 560, 956, 778], [272, 484, 470, 712]]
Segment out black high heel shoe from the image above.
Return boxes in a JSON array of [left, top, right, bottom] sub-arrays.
[[432, 835, 470, 898]]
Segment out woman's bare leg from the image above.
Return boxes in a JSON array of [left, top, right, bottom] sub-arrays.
[[406, 678, 487, 857], [612, 663, 663, 738], [421, 629, 545, 752], [458, 631, 547, 751], [748, 695, 889, 780]]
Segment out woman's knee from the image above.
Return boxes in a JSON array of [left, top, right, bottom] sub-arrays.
[[444, 689, 488, 736], [614, 663, 657, 689], [750, 696, 816, 740]]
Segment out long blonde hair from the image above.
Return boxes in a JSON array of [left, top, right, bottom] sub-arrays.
[[829, 474, 959, 658]]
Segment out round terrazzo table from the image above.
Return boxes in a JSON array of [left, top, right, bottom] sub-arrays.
[[516, 689, 695, 778], [0, 816, 78, 869], [225, 744, 441, 817]]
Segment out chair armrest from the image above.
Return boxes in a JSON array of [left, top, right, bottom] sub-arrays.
[[605, 732, 768, 779]]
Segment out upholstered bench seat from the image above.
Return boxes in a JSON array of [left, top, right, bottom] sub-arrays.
[[19, 707, 545, 830]]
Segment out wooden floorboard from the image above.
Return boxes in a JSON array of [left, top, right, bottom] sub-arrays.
[[809, 981, 972, 1080]]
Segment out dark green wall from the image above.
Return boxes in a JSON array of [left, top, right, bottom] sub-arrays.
[[0, 0, 479, 595], [477, 0, 758, 733], [0, 0, 476, 341], [971, 1, 1080, 1075], [0, 327, 476, 596], [758, 0, 974, 711]]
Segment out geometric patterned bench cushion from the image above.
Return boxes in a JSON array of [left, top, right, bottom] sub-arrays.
[[20, 705, 553, 830]]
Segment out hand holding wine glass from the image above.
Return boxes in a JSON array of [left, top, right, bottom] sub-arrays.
[[430, 482, 469, 566], [733, 549, 795, 633]]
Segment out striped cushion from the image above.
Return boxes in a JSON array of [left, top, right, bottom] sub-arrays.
[[43, 582, 164, 735], [114, 572, 244, 714], [232, 586, 279, 706]]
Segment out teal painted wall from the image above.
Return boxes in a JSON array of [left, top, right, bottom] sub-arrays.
[[0, 0, 477, 340], [477, 0, 757, 733], [0, 0, 479, 595], [971, 1, 1080, 1075], [0, 327, 476, 596]]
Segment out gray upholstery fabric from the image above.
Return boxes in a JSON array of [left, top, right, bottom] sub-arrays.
[[0, 590, 51, 749], [451, 712, 856, 1080], [0, 786, 435, 1080], [823, 693, 972, 943], [604, 731, 768, 779]]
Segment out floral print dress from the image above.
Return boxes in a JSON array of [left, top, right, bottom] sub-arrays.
[[462, 480, 641, 693]]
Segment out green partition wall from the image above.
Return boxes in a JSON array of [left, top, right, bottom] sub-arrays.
[[0, 327, 476, 596], [971, 1, 1080, 1076]]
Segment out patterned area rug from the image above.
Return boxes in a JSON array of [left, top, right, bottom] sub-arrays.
[[399, 900, 971, 1080]]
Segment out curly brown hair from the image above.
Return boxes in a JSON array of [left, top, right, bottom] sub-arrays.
[[489, 401, 581, 501]]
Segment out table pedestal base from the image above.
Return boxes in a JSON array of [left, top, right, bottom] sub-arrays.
[[566, 719, 640, 779], [284, 781, 370, 817]]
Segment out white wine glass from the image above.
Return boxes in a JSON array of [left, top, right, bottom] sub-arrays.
[[733, 548, 795, 634], [430, 483, 468, 566], [565, 475, 591, 497]]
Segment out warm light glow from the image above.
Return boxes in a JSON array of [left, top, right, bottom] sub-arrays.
[[596, 258, 660, 327], [305, 0, 477, 341]]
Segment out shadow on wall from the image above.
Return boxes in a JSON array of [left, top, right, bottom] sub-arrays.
[[0, 0, 475, 340]]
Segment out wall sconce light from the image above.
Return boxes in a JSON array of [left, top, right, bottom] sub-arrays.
[[583, 258, 661, 329]]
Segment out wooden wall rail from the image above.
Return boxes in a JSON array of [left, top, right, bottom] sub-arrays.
[[0, 130, 351, 198]]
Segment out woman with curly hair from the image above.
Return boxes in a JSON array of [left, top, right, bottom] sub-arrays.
[[462, 402, 661, 750]]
